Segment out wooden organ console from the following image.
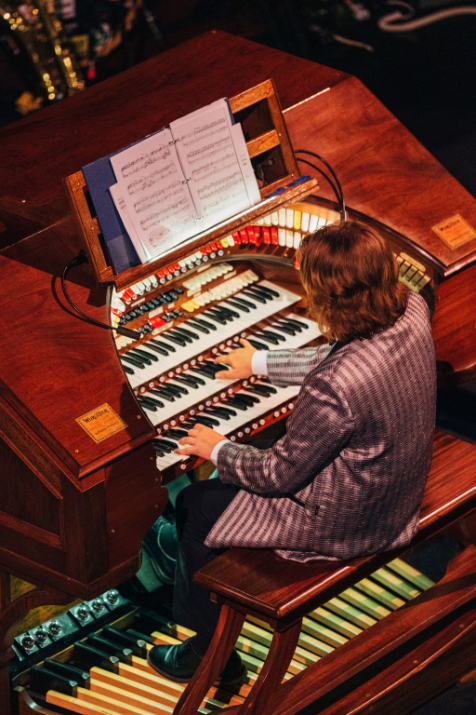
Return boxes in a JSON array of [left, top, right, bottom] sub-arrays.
[[2, 28, 476, 715]]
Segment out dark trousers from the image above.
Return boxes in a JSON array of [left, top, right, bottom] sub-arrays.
[[172, 424, 287, 655], [173, 478, 239, 656]]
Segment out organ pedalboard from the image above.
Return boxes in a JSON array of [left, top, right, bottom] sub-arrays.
[[13, 554, 435, 715], [106, 198, 435, 482]]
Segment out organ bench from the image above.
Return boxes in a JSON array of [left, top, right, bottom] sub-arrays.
[[174, 431, 476, 715]]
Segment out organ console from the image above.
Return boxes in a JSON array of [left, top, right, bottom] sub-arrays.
[[1, 28, 476, 715]]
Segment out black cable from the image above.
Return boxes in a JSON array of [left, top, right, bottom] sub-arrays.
[[296, 149, 346, 220], [61, 251, 141, 340], [296, 158, 341, 204]]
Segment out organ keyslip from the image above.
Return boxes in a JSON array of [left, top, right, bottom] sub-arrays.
[[2, 29, 476, 715]]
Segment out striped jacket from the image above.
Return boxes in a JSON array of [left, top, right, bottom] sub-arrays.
[[205, 292, 436, 562]]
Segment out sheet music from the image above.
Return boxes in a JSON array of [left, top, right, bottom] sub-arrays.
[[110, 127, 198, 259], [170, 100, 259, 231], [109, 183, 151, 263]]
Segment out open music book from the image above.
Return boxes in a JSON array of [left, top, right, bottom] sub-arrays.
[[83, 99, 260, 272]]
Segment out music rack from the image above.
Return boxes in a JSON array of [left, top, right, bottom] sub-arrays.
[[63, 79, 317, 291]]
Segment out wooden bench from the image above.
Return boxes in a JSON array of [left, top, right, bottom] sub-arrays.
[[174, 431, 476, 715]]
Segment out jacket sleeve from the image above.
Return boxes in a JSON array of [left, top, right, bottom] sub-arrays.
[[217, 371, 354, 495], [266, 344, 332, 386]]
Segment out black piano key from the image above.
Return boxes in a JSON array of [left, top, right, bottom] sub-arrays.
[[231, 296, 256, 310], [44, 658, 90, 689], [137, 399, 157, 412], [188, 317, 217, 331], [225, 299, 249, 313], [141, 395, 165, 407], [148, 340, 173, 355], [142, 393, 165, 408], [183, 370, 206, 385], [121, 354, 146, 368], [172, 376, 199, 389], [247, 339, 269, 351], [30, 665, 78, 697], [150, 388, 175, 403], [204, 407, 230, 420], [235, 392, 260, 405], [167, 428, 189, 439], [168, 328, 192, 344], [214, 405, 237, 417], [202, 311, 227, 325], [193, 414, 220, 427], [242, 289, 267, 304], [260, 329, 286, 342], [254, 284, 280, 298], [246, 384, 277, 396], [156, 383, 184, 398], [217, 305, 240, 319], [224, 397, 248, 411], [203, 360, 229, 374], [189, 366, 216, 379], [102, 626, 148, 659], [73, 642, 119, 673], [154, 438, 179, 450], [87, 634, 133, 664], [130, 348, 159, 362], [272, 322, 296, 336], [160, 333, 186, 347], [283, 317, 308, 330], [165, 381, 189, 396], [185, 320, 209, 334], [122, 364, 135, 375], [253, 332, 280, 346], [128, 350, 152, 365], [173, 326, 199, 341]]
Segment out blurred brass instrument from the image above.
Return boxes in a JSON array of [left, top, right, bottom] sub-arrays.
[[0, 0, 84, 109]]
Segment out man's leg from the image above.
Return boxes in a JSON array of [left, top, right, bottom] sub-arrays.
[[148, 478, 244, 683], [173, 478, 239, 654]]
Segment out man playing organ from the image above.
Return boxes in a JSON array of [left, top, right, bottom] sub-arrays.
[[146, 220, 437, 685]]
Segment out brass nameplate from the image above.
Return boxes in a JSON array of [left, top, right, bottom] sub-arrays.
[[76, 404, 127, 443], [432, 214, 476, 249]]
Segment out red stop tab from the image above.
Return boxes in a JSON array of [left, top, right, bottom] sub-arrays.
[[271, 227, 279, 245], [246, 226, 255, 244], [262, 227, 271, 244], [232, 233, 241, 245], [150, 315, 166, 328]]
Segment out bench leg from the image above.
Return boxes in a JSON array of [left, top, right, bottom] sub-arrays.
[[174, 604, 246, 715], [235, 620, 302, 715]]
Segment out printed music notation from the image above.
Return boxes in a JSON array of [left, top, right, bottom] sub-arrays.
[[170, 99, 260, 231], [106, 100, 260, 263]]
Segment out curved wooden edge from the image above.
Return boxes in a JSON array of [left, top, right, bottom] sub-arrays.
[[314, 601, 476, 715], [235, 622, 302, 715], [174, 605, 246, 715], [265, 544, 476, 715], [16, 687, 58, 715]]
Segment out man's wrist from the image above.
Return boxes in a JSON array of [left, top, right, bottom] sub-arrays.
[[211, 439, 229, 465], [251, 350, 268, 376]]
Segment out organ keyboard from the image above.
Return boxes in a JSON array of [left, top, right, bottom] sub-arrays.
[[2, 28, 476, 715]]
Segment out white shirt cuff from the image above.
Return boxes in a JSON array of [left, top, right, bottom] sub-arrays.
[[211, 439, 229, 465], [251, 350, 268, 376]]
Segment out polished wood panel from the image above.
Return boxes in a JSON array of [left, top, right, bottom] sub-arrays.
[[284, 76, 476, 277]]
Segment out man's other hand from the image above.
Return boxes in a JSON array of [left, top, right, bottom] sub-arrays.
[[214, 339, 256, 380], [175, 424, 225, 461]]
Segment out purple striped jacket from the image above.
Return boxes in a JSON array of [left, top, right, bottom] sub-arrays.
[[205, 292, 436, 562]]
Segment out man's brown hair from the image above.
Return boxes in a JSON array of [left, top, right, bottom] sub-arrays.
[[297, 221, 408, 342]]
